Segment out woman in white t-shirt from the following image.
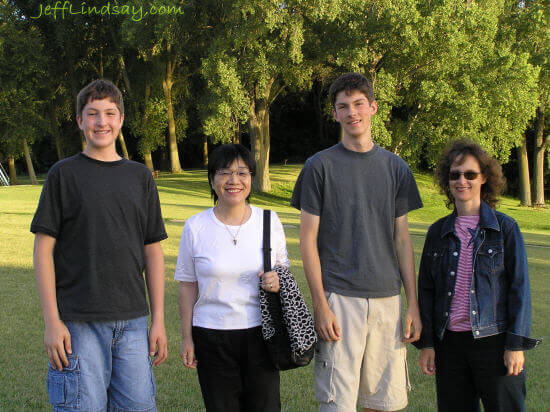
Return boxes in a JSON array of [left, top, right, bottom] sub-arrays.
[[175, 144, 289, 412]]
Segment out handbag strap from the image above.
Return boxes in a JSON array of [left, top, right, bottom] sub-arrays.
[[263, 209, 272, 272]]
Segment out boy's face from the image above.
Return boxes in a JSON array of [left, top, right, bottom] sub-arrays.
[[77, 97, 124, 153], [333, 89, 377, 141]]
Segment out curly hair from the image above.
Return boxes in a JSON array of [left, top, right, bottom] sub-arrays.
[[435, 140, 506, 209]]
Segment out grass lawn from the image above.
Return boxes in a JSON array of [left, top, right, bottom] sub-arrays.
[[0, 164, 548, 411]]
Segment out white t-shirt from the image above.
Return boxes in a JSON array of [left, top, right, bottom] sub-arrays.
[[174, 205, 290, 329]]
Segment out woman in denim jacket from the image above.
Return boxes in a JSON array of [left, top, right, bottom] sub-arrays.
[[414, 140, 540, 412]]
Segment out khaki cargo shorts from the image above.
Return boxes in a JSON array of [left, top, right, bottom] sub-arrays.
[[314, 293, 410, 411]]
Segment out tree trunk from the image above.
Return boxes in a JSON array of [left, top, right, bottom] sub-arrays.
[[118, 130, 130, 159], [533, 107, 547, 207], [22, 139, 38, 185], [49, 104, 64, 160], [203, 136, 209, 167], [162, 54, 182, 173], [312, 80, 326, 144], [8, 156, 17, 185], [140, 77, 154, 172], [233, 122, 240, 144], [144, 151, 154, 172], [518, 134, 531, 206], [249, 97, 271, 192]]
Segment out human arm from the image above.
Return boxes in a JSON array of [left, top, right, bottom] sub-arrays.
[[503, 220, 537, 351], [144, 241, 167, 366], [178, 281, 198, 368], [300, 210, 340, 341], [419, 348, 436, 375], [258, 211, 289, 293], [394, 214, 421, 343], [413, 226, 437, 353], [259, 271, 280, 293], [33, 232, 71, 371], [504, 350, 524, 376]]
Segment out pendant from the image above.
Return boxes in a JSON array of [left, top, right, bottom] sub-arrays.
[[233, 239, 237, 245]]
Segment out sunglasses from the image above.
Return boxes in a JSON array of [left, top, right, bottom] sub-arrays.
[[449, 171, 482, 181]]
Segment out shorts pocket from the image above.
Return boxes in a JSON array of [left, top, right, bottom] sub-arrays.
[[403, 349, 411, 391], [314, 344, 335, 403], [47, 355, 81, 408]]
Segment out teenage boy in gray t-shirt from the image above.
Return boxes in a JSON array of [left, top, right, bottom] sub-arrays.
[[291, 72, 423, 411]]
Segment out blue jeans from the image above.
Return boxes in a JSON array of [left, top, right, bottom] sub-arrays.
[[47, 316, 157, 412]]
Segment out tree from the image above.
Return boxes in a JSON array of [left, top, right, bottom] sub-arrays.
[[308, 0, 538, 169], [0, 1, 47, 184], [517, 0, 550, 206], [197, 0, 314, 191], [122, 0, 192, 173]]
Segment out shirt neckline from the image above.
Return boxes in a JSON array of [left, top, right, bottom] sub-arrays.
[[78, 152, 127, 166], [210, 205, 255, 229]]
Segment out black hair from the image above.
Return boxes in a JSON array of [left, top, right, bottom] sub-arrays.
[[207, 144, 256, 203]]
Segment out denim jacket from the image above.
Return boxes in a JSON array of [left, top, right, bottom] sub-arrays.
[[414, 201, 541, 351]]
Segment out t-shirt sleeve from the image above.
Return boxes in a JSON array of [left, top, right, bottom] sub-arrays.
[[271, 211, 290, 268], [144, 176, 168, 244], [30, 167, 62, 238], [395, 163, 423, 218], [290, 158, 323, 216], [174, 222, 196, 282]]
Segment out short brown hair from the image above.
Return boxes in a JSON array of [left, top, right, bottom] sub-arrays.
[[435, 140, 506, 209], [76, 79, 124, 118], [328, 72, 375, 107]]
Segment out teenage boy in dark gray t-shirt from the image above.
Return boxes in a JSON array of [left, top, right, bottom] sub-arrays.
[[292, 73, 423, 411], [31, 79, 167, 411]]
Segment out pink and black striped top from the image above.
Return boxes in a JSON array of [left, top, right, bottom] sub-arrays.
[[448, 215, 480, 332]]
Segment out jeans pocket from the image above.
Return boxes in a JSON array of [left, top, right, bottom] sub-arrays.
[[47, 355, 81, 408], [148, 355, 157, 399], [314, 345, 335, 403]]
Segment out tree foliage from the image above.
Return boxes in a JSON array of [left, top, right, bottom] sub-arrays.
[[1, 0, 547, 197]]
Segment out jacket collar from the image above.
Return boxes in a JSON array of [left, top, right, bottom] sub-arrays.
[[440, 200, 500, 238]]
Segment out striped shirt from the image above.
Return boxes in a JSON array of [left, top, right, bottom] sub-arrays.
[[448, 215, 480, 332]]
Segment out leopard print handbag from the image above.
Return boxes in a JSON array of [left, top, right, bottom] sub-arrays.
[[259, 210, 317, 370]]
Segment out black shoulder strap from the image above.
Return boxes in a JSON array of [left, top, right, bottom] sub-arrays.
[[263, 209, 271, 272]]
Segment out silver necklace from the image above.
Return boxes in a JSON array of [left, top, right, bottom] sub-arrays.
[[217, 206, 248, 245]]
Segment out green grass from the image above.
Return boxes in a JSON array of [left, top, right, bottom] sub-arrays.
[[1, 164, 548, 411]]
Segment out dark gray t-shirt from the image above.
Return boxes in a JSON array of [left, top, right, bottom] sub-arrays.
[[31, 153, 167, 321], [291, 143, 422, 298]]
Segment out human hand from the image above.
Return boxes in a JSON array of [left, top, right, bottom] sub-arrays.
[[504, 350, 524, 376], [403, 303, 422, 343], [314, 305, 341, 342], [419, 348, 436, 375], [259, 270, 280, 293], [149, 321, 168, 366], [180, 337, 198, 369], [44, 319, 72, 371]]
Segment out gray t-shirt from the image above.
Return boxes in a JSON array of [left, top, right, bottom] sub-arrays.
[[291, 143, 422, 298]]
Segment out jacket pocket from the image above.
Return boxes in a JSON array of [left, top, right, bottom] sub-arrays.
[[47, 355, 80, 408], [314, 343, 335, 403], [476, 244, 504, 319]]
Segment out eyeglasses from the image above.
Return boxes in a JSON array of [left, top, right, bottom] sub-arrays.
[[449, 171, 482, 181], [216, 169, 251, 179]]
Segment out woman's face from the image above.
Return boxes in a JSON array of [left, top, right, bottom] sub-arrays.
[[449, 154, 486, 206], [212, 158, 252, 207]]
